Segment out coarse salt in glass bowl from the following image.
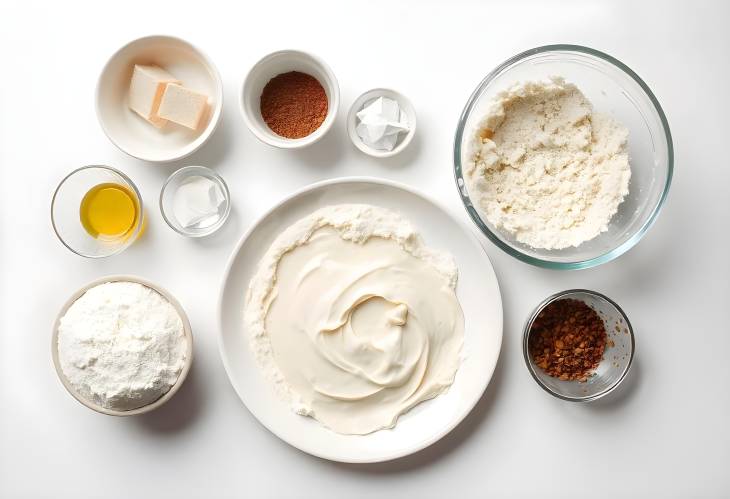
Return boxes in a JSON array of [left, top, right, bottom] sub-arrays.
[[453, 45, 673, 270]]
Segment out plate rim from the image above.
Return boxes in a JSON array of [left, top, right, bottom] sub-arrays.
[[216, 176, 503, 463]]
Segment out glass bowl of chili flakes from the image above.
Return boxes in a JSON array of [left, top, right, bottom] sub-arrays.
[[522, 289, 635, 402]]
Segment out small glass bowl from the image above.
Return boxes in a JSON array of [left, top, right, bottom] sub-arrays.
[[159, 166, 231, 237], [51, 165, 144, 258], [454, 45, 674, 269], [522, 289, 635, 402]]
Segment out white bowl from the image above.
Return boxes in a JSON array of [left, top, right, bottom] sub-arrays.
[[96, 35, 223, 163], [240, 50, 339, 149], [347, 88, 416, 158], [52, 275, 194, 416]]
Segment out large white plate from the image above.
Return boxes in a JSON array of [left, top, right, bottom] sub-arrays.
[[218, 177, 503, 463]]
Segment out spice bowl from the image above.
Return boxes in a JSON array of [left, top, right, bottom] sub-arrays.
[[160, 166, 231, 237], [347, 88, 417, 158], [523, 289, 634, 402], [52, 275, 194, 417], [96, 35, 223, 163], [240, 49, 340, 148]]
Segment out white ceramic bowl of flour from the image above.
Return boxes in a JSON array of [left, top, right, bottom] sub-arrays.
[[52, 276, 193, 416]]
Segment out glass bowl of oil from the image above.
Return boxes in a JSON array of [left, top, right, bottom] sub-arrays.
[[51, 165, 144, 258]]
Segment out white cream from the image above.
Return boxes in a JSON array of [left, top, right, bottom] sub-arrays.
[[244, 205, 464, 435]]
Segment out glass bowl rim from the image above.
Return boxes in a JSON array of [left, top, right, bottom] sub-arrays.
[[159, 165, 231, 237], [50, 164, 144, 259], [521, 288, 636, 402], [453, 44, 674, 270]]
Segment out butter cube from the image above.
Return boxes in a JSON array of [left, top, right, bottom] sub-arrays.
[[128, 64, 180, 128], [158, 84, 208, 130]]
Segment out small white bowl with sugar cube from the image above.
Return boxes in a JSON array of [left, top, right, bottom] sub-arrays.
[[347, 88, 417, 159]]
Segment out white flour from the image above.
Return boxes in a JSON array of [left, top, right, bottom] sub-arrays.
[[465, 77, 631, 249], [57, 281, 188, 411]]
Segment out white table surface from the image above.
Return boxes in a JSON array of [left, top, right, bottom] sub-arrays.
[[2, 1, 729, 497]]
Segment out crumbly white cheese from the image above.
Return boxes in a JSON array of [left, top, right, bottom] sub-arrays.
[[57, 281, 188, 411], [465, 77, 631, 249], [244, 204, 464, 434]]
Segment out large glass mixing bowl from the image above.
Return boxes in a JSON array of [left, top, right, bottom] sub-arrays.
[[454, 45, 673, 269]]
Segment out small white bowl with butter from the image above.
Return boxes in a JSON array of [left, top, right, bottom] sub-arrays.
[[96, 35, 223, 163]]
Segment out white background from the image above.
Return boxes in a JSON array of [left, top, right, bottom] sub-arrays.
[[1, 0, 729, 497]]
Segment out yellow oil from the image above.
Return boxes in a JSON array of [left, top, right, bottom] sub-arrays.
[[79, 183, 140, 240]]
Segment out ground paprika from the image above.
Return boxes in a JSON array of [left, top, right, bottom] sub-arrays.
[[260, 71, 328, 139]]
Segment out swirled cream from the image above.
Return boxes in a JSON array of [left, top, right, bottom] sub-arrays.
[[244, 205, 464, 435]]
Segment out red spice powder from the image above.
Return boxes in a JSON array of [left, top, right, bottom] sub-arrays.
[[260, 71, 328, 139]]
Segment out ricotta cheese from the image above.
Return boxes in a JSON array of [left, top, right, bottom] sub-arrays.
[[465, 77, 631, 250], [244, 204, 464, 435], [57, 281, 188, 411]]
